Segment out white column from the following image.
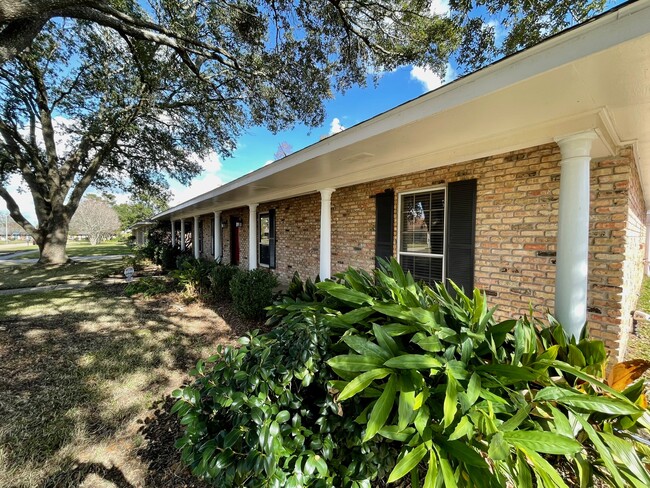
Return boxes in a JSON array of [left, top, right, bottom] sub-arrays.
[[554, 131, 597, 339], [171, 220, 176, 247], [248, 204, 258, 270], [180, 219, 186, 251], [319, 188, 336, 280], [214, 210, 222, 261], [194, 215, 200, 259]]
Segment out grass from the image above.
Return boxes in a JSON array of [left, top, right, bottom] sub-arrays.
[[0, 259, 126, 290], [3, 241, 133, 260], [0, 283, 254, 487]]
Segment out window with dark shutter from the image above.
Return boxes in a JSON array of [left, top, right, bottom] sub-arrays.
[[397, 180, 476, 291], [445, 179, 477, 294], [259, 210, 276, 268], [375, 190, 394, 267]]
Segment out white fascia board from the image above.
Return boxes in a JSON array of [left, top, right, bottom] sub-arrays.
[[156, 0, 650, 221]]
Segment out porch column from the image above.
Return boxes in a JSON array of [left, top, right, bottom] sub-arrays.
[[194, 215, 200, 259], [248, 204, 258, 270], [214, 210, 222, 261], [554, 131, 597, 339], [319, 188, 336, 280], [180, 219, 186, 251], [171, 220, 176, 247]]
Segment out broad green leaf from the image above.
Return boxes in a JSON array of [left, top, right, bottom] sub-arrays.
[[503, 431, 581, 455], [516, 450, 533, 488], [488, 432, 510, 461], [534, 386, 576, 402], [414, 404, 430, 436], [448, 416, 473, 441], [327, 354, 384, 372], [378, 425, 415, 442], [544, 360, 631, 401], [373, 323, 400, 356], [338, 368, 392, 401], [423, 451, 437, 488], [567, 344, 586, 368], [343, 335, 392, 361], [444, 374, 458, 429], [535, 344, 560, 364], [398, 390, 416, 431], [384, 354, 442, 370], [437, 449, 458, 488], [557, 395, 640, 415], [339, 307, 375, 325], [412, 333, 443, 353], [600, 431, 650, 485], [476, 364, 540, 382], [520, 447, 570, 488], [364, 374, 397, 441], [316, 281, 374, 305], [384, 323, 420, 336], [574, 414, 626, 487], [439, 439, 488, 468], [500, 404, 531, 432], [414, 389, 429, 410], [466, 373, 481, 405], [387, 443, 428, 483], [548, 405, 573, 438]]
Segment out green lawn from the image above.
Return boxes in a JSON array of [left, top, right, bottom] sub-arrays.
[[0, 259, 126, 290], [2, 241, 133, 260], [626, 276, 650, 363], [0, 284, 248, 488]]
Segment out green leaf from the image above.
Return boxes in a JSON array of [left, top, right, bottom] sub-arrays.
[[557, 395, 640, 415], [437, 449, 458, 488], [488, 432, 510, 461], [398, 390, 416, 431], [378, 425, 416, 442], [387, 443, 428, 483], [414, 404, 430, 436], [338, 368, 392, 401], [448, 416, 473, 441], [343, 335, 392, 361], [548, 405, 573, 438], [373, 323, 400, 357], [567, 344, 586, 368], [573, 414, 626, 487], [600, 431, 650, 485], [223, 429, 240, 449], [466, 373, 481, 405], [516, 449, 534, 488], [520, 447, 570, 488], [476, 364, 540, 382], [443, 374, 458, 429], [500, 404, 531, 432], [423, 451, 438, 488], [364, 374, 397, 441], [327, 354, 384, 372], [316, 281, 374, 305], [384, 354, 442, 370], [339, 307, 375, 325], [503, 431, 582, 455], [412, 333, 443, 353]]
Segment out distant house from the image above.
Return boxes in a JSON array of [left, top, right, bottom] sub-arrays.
[[129, 220, 157, 246], [153, 1, 650, 361]]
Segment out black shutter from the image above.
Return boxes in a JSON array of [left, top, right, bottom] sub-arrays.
[[445, 179, 477, 294], [375, 190, 394, 267], [269, 209, 276, 269]]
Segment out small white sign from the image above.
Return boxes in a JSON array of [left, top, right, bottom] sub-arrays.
[[124, 266, 135, 282]]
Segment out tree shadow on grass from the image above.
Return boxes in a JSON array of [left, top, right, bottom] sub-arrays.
[[0, 283, 245, 487]]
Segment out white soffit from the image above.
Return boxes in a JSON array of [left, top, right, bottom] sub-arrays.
[[160, 0, 650, 219]]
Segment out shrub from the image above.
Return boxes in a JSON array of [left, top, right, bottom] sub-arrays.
[[208, 264, 241, 300], [173, 259, 650, 487], [171, 258, 217, 297], [158, 244, 182, 271], [229, 268, 278, 320]]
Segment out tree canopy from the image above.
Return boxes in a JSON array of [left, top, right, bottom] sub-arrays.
[[0, 0, 609, 264]]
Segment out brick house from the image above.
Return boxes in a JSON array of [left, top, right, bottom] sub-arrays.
[[152, 1, 650, 360]]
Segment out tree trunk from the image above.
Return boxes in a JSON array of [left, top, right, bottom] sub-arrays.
[[37, 216, 70, 265]]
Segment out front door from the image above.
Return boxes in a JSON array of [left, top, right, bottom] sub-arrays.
[[230, 216, 240, 265]]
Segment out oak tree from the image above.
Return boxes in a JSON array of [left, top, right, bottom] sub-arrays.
[[0, 1, 607, 264]]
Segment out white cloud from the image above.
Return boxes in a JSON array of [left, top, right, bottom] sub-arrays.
[[329, 117, 346, 135], [170, 151, 224, 206], [409, 63, 456, 92], [429, 0, 450, 16], [263, 159, 274, 166]]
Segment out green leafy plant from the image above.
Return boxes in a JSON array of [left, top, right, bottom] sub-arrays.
[[171, 257, 217, 297], [208, 264, 241, 300], [174, 259, 650, 487], [230, 268, 278, 320]]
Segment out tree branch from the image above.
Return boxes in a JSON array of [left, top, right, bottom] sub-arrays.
[[0, 184, 37, 236], [0, 17, 48, 63]]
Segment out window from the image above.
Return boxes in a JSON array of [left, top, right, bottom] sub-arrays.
[[398, 188, 445, 284], [258, 210, 276, 268]]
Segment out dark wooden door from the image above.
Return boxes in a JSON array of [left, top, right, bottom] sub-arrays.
[[375, 190, 394, 267]]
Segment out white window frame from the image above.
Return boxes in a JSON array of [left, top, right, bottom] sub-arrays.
[[396, 185, 447, 283]]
